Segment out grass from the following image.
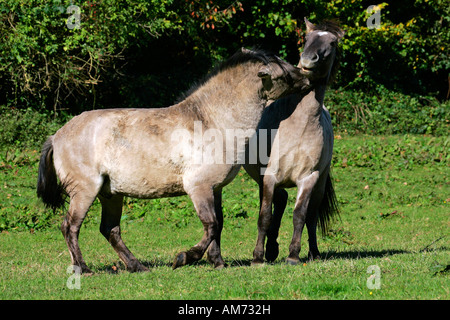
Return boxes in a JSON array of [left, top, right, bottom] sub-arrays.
[[0, 134, 449, 300]]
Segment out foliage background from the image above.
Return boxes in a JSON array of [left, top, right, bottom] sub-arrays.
[[0, 0, 448, 122], [0, 2, 448, 299], [0, 0, 448, 232]]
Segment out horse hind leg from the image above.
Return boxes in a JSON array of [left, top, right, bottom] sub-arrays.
[[305, 188, 324, 261], [306, 171, 337, 261], [305, 202, 321, 261], [61, 192, 97, 274], [252, 180, 275, 265], [98, 194, 148, 273], [265, 188, 288, 262]]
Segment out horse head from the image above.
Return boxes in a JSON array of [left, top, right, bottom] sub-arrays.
[[299, 18, 344, 84]]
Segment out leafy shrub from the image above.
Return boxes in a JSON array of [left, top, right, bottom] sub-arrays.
[[325, 86, 449, 135], [0, 0, 181, 112], [0, 105, 68, 150], [332, 134, 449, 170], [1, 0, 448, 115]]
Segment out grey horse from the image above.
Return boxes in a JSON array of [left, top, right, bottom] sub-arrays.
[[244, 19, 344, 265], [37, 48, 311, 274]]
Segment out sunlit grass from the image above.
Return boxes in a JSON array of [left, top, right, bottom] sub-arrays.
[[0, 135, 449, 299]]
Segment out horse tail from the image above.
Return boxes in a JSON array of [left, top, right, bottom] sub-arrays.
[[317, 172, 340, 235], [37, 136, 65, 211]]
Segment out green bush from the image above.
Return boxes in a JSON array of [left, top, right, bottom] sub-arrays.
[[1, 0, 448, 115], [0, 0, 246, 113], [0, 0, 182, 112], [0, 105, 68, 150], [325, 86, 449, 135], [225, 0, 449, 98]]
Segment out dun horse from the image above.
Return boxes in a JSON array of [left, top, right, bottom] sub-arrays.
[[37, 48, 311, 273], [243, 19, 344, 265]]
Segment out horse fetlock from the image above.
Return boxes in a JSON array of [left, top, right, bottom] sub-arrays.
[[172, 247, 203, 269], [252, 249, 265, 265], [308, 250, 321, 261], [70, 261, 93, 275], [207, 251, 225, 269], [187, 247, 204, 262]]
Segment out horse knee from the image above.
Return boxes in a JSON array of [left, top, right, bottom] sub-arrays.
[[100, 224, 120, 241], [61, 217, 69, 237]]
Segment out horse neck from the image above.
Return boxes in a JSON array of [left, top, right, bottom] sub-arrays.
[[312, 82, 327, 106], [183, 63, 266, 131], [292, 81, 327, 118]]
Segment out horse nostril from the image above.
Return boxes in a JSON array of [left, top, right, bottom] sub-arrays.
[[311, 53, 319, 63], [300, 52, 319, 70]]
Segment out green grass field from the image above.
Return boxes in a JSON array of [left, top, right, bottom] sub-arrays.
[[0, 134, 449, 300]]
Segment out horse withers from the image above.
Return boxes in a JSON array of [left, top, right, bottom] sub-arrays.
[[37, 48, 311, 274]]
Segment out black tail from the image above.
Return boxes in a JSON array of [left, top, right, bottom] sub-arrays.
[[317, 172, 340, 235], [37, 136, 65, 211]]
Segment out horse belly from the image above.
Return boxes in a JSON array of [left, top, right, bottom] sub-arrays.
[[106, 169, 186, 199]]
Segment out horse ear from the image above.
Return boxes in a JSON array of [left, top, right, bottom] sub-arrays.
[[336, 28, 345, 40], [304, 17, 315, 34], [242, 47, 258, 55], [257, 66, 271, 79]]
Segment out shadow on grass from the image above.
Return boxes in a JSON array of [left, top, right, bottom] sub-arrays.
[[319, 248, 410, 260], [91, 246, 449, 273]]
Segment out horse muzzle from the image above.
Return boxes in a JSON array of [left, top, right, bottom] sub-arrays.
[[298, 53, 319, 75]]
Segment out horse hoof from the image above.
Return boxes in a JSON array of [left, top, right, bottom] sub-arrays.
[[127, 260, 149, 273], [251, 259, 265, 267], [78, 265, 93, 275], [172, 252, 187, 270], [214, 263, 226, 270], [265, 243, 279, 263], [286, 258, 300, 266]]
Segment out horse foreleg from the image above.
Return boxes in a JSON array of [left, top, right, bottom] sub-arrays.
[[173, 186, 221, 269], [252, 181, 275, 265], [206, 188, 226, 269], [265, 188, 288, 262], [98, 194, 148, 273], [287, 171, 319, 265]]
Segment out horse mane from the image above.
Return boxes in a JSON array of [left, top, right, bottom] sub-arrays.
[[310, 20, 344, 38], [310, 20, 344, 85], [176, 48, 283, 102]]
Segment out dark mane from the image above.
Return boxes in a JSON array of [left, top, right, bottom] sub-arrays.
[[310, 20, 344, 85], [176, 48, 283, 102], [310, 20, 344, 38], [212, 48, 279, 74]]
